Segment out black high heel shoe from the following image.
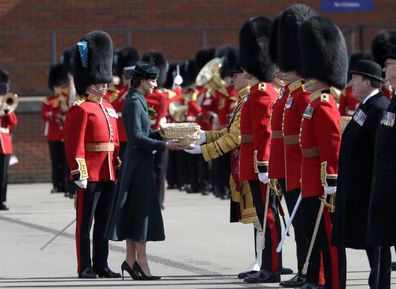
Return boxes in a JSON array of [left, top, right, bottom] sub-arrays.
[[133, 261, 161, 280], [121, 261, 136, 280]]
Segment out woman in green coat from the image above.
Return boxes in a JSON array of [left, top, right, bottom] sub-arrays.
[[106, 61, 182, 280]]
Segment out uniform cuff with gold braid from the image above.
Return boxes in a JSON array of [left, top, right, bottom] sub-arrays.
[[320, 161, 337, 186], [253, 150, 268, 173], [70, 158, 88, 181]]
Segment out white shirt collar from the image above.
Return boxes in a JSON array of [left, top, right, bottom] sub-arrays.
[[362, 88, 379, 104]]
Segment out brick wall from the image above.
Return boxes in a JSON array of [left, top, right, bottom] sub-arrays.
[[2, 0, 396, 183], [0, 0, 395, 96]]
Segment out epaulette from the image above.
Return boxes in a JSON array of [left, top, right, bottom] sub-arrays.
[[310, 89, 330, 102], [73, 97, 86, 106], [167, 89, 177, 99], [258, 82, 266, 91], [289, 79, 305, 93], [53, 98, 60, 108]]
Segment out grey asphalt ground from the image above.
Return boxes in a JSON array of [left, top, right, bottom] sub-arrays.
[[0, 183, 395, 288]]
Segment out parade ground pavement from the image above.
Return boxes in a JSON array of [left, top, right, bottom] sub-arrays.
[[0, 183, 395, 288]]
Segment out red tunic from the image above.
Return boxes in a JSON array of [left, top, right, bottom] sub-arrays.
[[268, 85, 289, 179], [0, 112, 17, 154], [64, 96, 120, 182], [300, 89, 340, 198], [41, 94, 68, 141], [283, 80, 311, 191], [105, 84, 128, 142], [338, 85, 359, 116], [146, 87, 182, 129], [239, 82, 277, 181]]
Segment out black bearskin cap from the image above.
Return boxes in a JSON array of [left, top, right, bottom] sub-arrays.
[[114, 47, 140, 78], [48, 64, 69, 90], [299, 16, 348, 89], [195, 48, 216, 75], [73, 30, 113, 95], [371, 30, 396, 68], [141, 50, 168, 86], [0, 68, 9, 84], [216, 45, 239, 78], [239, 17, 274, 82], [277, 4, 318, 73], [60, 47, 76, 73]]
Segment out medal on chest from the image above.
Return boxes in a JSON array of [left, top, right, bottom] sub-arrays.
[[277, 87, 286, 100], [352, 107, 367, 127], [303, 104, 314, 119], [380, 111, 396, 127], [285, 96, 294, 109]]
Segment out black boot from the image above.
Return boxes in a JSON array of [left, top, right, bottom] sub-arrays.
[[78, 267, 97, 279], [94, 266, 121, 278]]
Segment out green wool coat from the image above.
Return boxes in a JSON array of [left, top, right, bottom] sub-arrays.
[[106, 88, 166, 242]]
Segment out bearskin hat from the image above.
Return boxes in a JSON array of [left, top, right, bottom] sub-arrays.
[[371, 30, 396, 68], [72, 30, 113, 95], [0, 68, 9, 84], [194, 48, 216, 75], [215, 45, 239, 78], [114, 47, 140, 79], [349, 52, 373, 70], [180, 59, 196, 87], [276, 4, 318, 73], [239, 17, 274, 82], [141, 50, 168, 86], [48, 64, 69, 90], [269, 16, 280, 65], [60, 47, 76, 73], [298, 16, 348, 90]]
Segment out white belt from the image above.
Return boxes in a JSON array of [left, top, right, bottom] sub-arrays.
[[0, 128, 9, 133]]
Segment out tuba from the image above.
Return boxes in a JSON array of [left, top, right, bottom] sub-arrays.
[[195, 57, 224, 87], [1, 93, 18, 113]]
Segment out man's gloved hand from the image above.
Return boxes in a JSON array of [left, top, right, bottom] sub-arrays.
[[196, 129, 206, 145], [184, 144, 202, 154], [258, 172, 269, 184], [324, 185, 336, 195], [75, 179, 88, 189], [173, 74, 183, 86]]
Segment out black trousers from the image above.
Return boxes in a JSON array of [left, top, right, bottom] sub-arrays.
[[48, 141, 69, 192], [249, 180, 282, 273], [284, 188, 309, 273], [75, 181, 115, 273], [302, 197, 345, 288], [366, 246, 391, 289], [0, 154, 10, 204]]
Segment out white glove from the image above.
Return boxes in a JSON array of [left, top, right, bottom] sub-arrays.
[[75, 179, 88, 189], [324, 185, 336, 195], [196, 129, 206, 145], [184, 144, 202, 154], [258, 172, 269, 184]]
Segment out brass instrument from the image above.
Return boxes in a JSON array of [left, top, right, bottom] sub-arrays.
[[195, 57, 224, 87], [0, 93, 19, 113], [168, 102, 187, 122]]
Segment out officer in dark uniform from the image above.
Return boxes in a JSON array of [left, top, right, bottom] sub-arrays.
[[333, 59, 390, 289], [64, 30, 121, 279], [366, 45, 396, 284]]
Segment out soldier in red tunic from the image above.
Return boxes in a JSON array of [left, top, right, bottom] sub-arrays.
[[64, 31, 121, 279], [0, 69, 17, 211], [298, 16, 348, 289], [269, 5, 319, 287], [237, 16, 283, 284], [42, 64, 70, 195]]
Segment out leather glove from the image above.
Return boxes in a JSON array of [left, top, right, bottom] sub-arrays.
[[74, 179, 88, 189], [184, 144, 202, 154], [196, 129, 206, 145], [324, 185, 336, 195], [258, 172, 269, 184]]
